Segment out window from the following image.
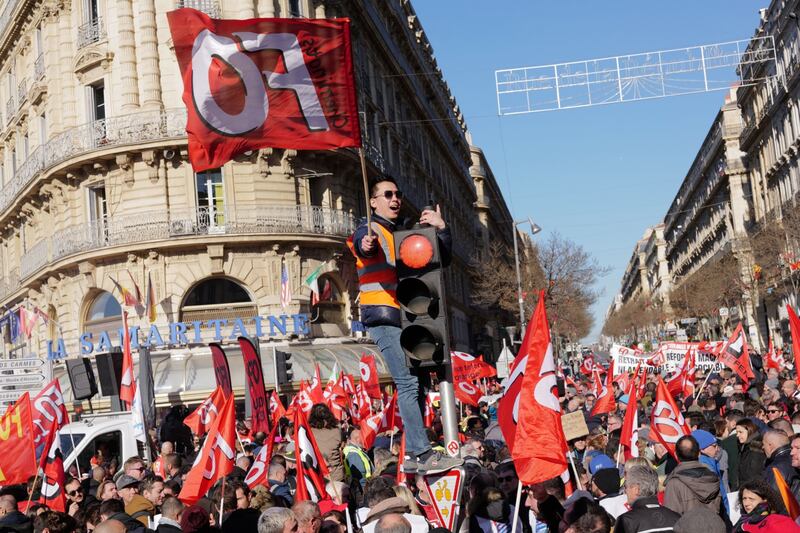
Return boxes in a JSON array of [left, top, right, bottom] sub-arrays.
[[289, 0, 303, 17], [22, 134, 28, 160], [90, 83, 105, 121], [195, 169, 225, 228], [38, 114, 46, 146], [183, 278, 250, 306], [88, 185, 107, 243], [85, 0, 100, 23], [309, 274, 347, 336], [83, 291, 121, 339], [180, 278, 257, 340]]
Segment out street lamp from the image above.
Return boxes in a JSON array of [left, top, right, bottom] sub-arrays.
[[513, 217, 542, 332]]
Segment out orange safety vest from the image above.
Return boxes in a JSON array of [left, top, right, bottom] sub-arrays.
[[346, 221, 400, 309]]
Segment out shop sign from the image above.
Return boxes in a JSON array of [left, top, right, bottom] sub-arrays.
[[47, 313, 310, 360]]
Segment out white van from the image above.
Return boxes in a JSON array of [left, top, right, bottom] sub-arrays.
[[60, 412, 145, 474]]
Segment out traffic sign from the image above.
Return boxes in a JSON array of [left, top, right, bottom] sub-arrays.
[[0, 357, 52, 404], [0, 358, 45, 370], [423, 468, 463, 531], [0, 374, 46, 387]]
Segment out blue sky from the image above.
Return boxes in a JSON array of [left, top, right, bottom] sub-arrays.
[[412, 1, 766, 342]]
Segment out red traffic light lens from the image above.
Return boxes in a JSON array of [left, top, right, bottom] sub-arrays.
[[398, 234, 434, 268]]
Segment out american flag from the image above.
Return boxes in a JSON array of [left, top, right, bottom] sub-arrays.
[[280, 262, 292, 308]]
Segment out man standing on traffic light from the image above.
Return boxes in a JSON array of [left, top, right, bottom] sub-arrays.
[[347, 176, 462, 475]]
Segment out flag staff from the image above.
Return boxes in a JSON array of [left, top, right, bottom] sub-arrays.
[[510, 481, 523, 533], [358, 147, 373, 237]]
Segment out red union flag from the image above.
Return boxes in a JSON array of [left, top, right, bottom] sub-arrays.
[[788, 305, 800, 386], [167, 9, 361, 171], [591, 360, 615, 416], [0, 393, 36, 485], [359, 354, 381, 399], [498, 291, 568, 485], [650, 377, 689, 459], [716, 323, 755, 385], [454, 380, 483, 407], [184, 386, 225, 437], [451, 351, 497, 382]]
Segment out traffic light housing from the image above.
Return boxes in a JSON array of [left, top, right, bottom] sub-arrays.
[[275, 349, 293, 386], [394, 226, 450, 368]]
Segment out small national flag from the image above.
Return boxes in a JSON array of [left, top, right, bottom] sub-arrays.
[[19, 307, 38, 338], [145, 271, 157, 322], [126, 270, 143, 305], [281, 262, 292, 309], [304, 263, 326, 300], [110, 277, 138, 307]]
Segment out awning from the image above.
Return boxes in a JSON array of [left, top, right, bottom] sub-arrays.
[[55, 340, 388, 406]]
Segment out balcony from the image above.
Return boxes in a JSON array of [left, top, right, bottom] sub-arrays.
[[0, 268, 19, 301], [4, 96, 13, 124], [77, 17, 106, 49], [16, 77, 26, 105], [0, 107, 188, 221], [176, 0, 220, 18], [19, 205, 356, 281]]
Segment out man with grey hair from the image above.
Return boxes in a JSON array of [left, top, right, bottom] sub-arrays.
[[761, 429, 800, 498], [292, 501, 321, 533], [615, 464, 681, 533], [375, 513, 412, 533], [258, 507, 297, 533]]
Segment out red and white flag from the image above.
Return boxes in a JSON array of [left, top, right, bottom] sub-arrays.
[[179, 394, 236, 505], [32, 379, 69, 469], [244, 422, 279, 489], [454, 380, 483, 407], [183, 386, 225, 437], [293, 405, 331, 502], [716, 323, 755, 385], [764, 340, 785, 371], [620, 375, 639, 460], [498, 290, 568, 485], [19, 307, 38, 338], [650, 377, 690, 459], [591, 360, 615, 416], [38, 436, 67, 512], [424, 392, 438, 427], [359, 354, 381, 399], [580, 356, 595, 376], [666, 349, 696, 399], [451, 351, 497, 382], [788, 305, 800, 386], [591, 369, 603, 397], [120, 311, 136, 406], [646, 347, 666, 367], [309, 364, 325, 404], [269, 390, 286, 424], [360, 392, 401, 450], [166, 9, 361, 171]]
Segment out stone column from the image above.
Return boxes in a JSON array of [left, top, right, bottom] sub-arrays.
[[57, 0, 77, 129], [239, 0, 255, 18], [257, 0, 275, 17], [136, 0, 162, 109], [117, 0, 140, 111]]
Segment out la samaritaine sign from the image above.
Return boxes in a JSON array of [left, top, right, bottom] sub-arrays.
[[46, 313, 311, 359]]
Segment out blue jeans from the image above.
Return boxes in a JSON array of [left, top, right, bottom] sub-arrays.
[[368, 325, 431, 457]]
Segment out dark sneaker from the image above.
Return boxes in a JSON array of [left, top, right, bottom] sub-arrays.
[[401, 456, 419, 475], [417, 451, 463, 475]]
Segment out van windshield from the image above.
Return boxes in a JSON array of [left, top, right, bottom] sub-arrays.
[[60, 433, 85, 458]]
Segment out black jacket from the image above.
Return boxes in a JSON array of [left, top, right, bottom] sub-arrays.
[[351, 214, 452, 327], [155, 524, 181, 533], [615, 496, 681, 533], [0, 511, 32, 533], [108, 512, 153, 533], [721, 433, 741, 491], [739, 435, 767, 486], [762, 444, 800, 501]]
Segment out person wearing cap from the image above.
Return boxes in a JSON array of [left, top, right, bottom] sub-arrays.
[[116, 474, 155, 527], [693, 429, 730, 514], [588, 455, 627, 519], [664, 436, 726, 523]]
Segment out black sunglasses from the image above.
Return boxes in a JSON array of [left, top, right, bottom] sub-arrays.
[[68, 488, 83, 496], [372, 190, 403, 200]]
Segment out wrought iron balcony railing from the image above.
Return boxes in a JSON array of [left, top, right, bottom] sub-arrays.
[[176, 0, 220, 18], [77, 17, 106, 49], [34, 55, 44, 82]]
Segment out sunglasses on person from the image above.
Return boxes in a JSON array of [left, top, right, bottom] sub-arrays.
[[68, 488, 83, 496], [372, 190, 403, 200], [768, 409, 783, 414]]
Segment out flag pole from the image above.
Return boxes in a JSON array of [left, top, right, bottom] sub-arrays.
[[568, 451, 583, 491], [510, 481, 523, 533], [218, 476, 226, 526], [615, 442, 622, 469], [358, 147, 372, 237], [694, 370, 713, 400], [26, 471, 39, 510]]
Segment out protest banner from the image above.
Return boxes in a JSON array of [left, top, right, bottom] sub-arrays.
[[561, 410, 590, 441]]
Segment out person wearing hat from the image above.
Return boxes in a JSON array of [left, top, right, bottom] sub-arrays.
[[693, 429, 730, 514], [116, 474, 155, 527], [664, 435, 725, 522], [588, 455, 627, 519]]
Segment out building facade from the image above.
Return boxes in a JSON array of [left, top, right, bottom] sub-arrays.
[[0, 0, 515, 407]]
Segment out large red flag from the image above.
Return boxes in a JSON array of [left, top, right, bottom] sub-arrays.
[[451, 351, 497, 382], [359, 354, 381, 399], [498, 291, 568, 485], [244, 422, 279, 489], [0, 393, 36, 484], [179, 395, 236, 506], [650, 377, 690, 459], [293, 405, 330, 502], [239, 337, 270, 434], [788, 305, 800, 386], [39, 438, 67, 512], [269, 390, 286, 424], [167, 9, 361, 171], [666, 349, 696, 399], [454, 380, 483, 407], [32, 379, 68, 468], [309, 364, 325, 404], [360, 392, 401, 450], [716, 323, 755, 385], [580, 356, 595, 376], [764, 340, 785, 371], [120, 311, 136, 406], [183, 387, 225, 437], [619, 375, 639, 460], [591, 360, 615, 416]]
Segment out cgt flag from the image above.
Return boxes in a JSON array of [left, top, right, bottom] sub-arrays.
[[293, 404, 331, 502], [359, 354, 381, 399], [360, 392, 401, 450], [650, 377, 690, 459], [0, 392, 36, 485], [788, 305, 800, 386], [666, 349, 696, 399], [32, 379, 68, 468], [498, 290, 568, 485], [167, 9, 361, 171], [619, 374, 639, 460], [591, 360, 615, 416], [179, 394, 236, 506], [184, 386, 225, 437], [716, 323, 755, 385]]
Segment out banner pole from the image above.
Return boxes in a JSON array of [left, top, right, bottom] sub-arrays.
[[510, 481, 523, 533], [615, 442, 622, 469], [218, 476, 226, 526], [358, 147, 372, 237], [568, 451, 583, 491], [695, 370, 713, 400], [26, 471, 39, 510]]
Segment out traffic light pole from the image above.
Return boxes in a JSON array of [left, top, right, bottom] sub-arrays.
[[438, 365, 460, 456]]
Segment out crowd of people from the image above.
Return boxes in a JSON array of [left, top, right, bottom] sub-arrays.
[[5, 351, 800, 533]]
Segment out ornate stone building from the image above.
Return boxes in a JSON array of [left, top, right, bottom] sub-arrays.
[[0, 0, 515, 406]]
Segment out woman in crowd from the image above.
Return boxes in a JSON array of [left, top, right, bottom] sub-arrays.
[[733, 479, 800, 532], [735, 419, 766, 485], [308, 403, 344, 482]]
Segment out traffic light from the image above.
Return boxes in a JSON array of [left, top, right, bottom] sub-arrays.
[[275, 349, 293, 386], [394, 225, 450, 368]]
